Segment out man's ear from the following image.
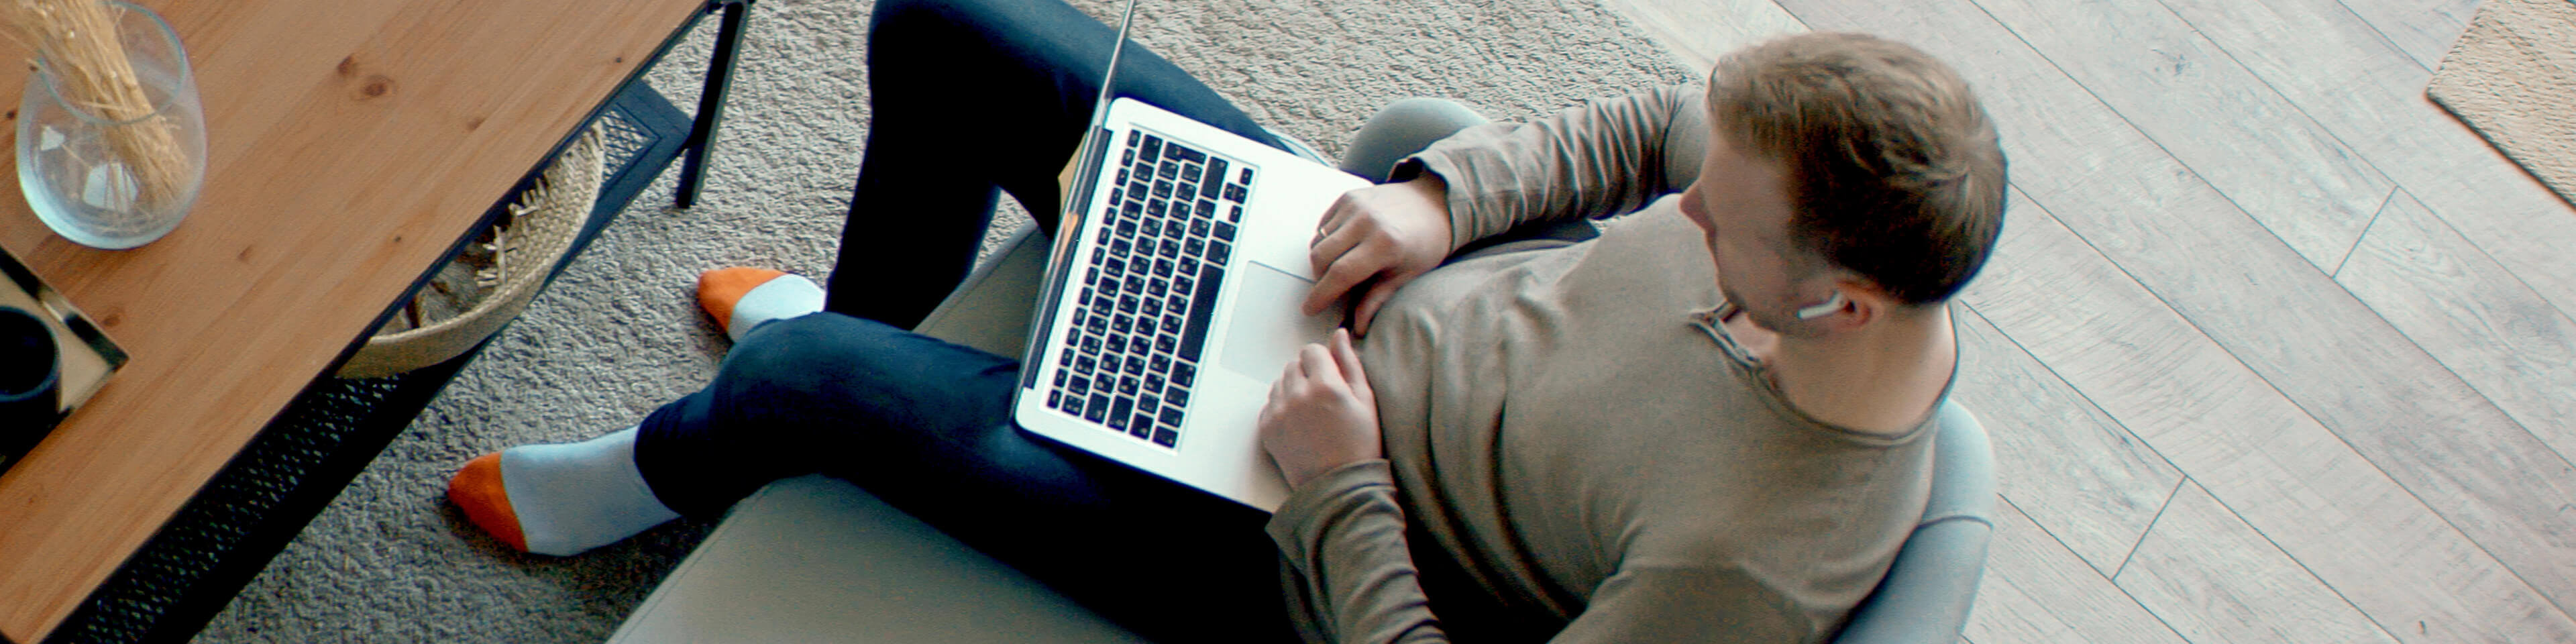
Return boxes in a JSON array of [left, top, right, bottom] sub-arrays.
[[1819, 278, 1899, 329]]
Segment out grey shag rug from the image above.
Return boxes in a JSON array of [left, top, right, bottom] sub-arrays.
[[194, 0, 1690, 641]]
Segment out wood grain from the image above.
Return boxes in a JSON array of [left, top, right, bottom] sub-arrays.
[[1952, 305, 2180, 573], [2337, 189, 2576, 468], [1968, 0, 2394, 272], [1964, 189, 2576, 643], [2116, 482, 2403, 644], [0, 0, 706, 639], [1961, 496, 2191, 644], [2159, 0, 2576, 319], [1778, 0, 2576, 619]]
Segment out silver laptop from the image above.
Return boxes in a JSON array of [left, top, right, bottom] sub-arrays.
[[1011, 0, 1368, 512]]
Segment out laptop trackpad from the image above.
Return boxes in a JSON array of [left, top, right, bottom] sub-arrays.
[[1218, 262, 1340, 382]]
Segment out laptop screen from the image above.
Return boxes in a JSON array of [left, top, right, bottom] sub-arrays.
[[1018, 0, 1141, 393]]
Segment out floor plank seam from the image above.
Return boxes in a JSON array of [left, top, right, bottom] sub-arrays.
[[1957, 304, 2186, 479], [2322, 258, 2576, 474], [2195, 478, 2446, 644], [2111, 477, 2189, 581], [2317, 0, 2442, 74], [2330, 187, 2398, 279], [2000, 493, 2200, 644]]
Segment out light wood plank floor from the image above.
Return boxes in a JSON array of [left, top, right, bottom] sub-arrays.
[[1595, 0, 2576, 641]]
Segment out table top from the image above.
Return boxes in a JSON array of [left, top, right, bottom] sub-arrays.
[[0, 0, 709, 639]]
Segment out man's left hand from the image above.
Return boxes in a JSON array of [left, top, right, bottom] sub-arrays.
[[1258, 329, 1384, 489]]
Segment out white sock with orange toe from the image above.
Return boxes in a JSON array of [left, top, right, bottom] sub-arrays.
[[697, 267, 824, 341], [447, 427, 679, 556]]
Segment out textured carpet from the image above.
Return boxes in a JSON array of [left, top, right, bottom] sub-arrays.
[[191, 0, 1690, 641], [2427, 0, 2576, 209]]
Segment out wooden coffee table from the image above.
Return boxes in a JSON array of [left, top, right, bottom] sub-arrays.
[[0, 0, 727, 640]]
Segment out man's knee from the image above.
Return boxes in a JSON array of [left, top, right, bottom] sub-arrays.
[[719, 313, 895, 402]]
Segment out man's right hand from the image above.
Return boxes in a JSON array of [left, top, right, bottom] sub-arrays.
[[1304, 174, 1453, 335]]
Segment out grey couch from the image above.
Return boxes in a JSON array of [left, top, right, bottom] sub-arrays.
[[607, 104, 1996, 643]]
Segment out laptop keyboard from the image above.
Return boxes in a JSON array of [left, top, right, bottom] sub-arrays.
[[1045, 130, 1254, 449]]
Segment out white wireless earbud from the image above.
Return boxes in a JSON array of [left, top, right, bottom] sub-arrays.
[[1795, 291, 1847, 320]]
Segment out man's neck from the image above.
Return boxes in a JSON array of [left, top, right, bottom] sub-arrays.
[[1758, 307, 1956, 436]]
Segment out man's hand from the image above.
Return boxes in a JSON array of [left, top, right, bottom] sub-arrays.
[[1305, 174, 1452, 335], [1258, 329, 1383, 489]]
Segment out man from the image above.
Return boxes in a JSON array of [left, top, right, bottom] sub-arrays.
[[443, 0, 2004, 641]]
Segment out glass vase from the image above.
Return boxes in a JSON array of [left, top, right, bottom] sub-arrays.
[[16, 1, 207, 250]]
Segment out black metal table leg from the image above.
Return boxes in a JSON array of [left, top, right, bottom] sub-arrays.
[[675, 0, 751, 208]]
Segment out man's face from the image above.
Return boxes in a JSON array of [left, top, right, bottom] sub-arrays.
[[1676, 126, 1822, 333]]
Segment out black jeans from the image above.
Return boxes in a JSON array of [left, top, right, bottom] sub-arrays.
[[632, 0, 1300, 641]]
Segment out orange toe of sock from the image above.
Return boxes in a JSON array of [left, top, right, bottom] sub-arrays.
[[448, 452, 530, 552], [697, 267, 788, 334]]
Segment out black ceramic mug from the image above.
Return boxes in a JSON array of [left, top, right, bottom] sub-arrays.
[[1, 305, 61, 429]]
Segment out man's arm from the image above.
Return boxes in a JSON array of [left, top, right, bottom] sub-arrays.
[[1404, 85, 1703, 249], [1303, 86, 1706, 334]]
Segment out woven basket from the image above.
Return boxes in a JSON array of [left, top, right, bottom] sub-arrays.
[[337, 125, 606, 378]]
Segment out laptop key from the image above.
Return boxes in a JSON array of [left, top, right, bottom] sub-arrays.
[[1150, 352, 1171, 374], [1140, 297, 1163, 317], [1144, 373, 1165, 392], [1118, 294, 1138, 314], [1224, 183, 1248, 202], [1155, 333, 1177, 354], [1150, 427, 1177, 447], [1184, 237, 1204, 257], [1149, 277, 1169, 297], [1177, 182, 1197, 199], [1178, 265, 1224, 362], [1172, 361, 1197, 387], [1214, 221, 1236, 241], [1132, 413, 1160, 437], [1065, 394, 1085, 416], [1165, 385, 1189, 408], [1127, 355, 1147, 375], [1120, 375, 1141, 395], [1108, 406, 1131, 432], [1189, 218, 1212, 237], [1059, 347, 1076, 368], [1055, 370, 1068, 388], [1153, 258, 1174, 278], [1047, 390, 1063, 409], [1085, 394, 1112, 423], [1201, 158, 1228, 197], [1069, 375, 1089, 396], [1138, 393, 1160, 413], [1208, 240, 1232, 266], [1161, 313, 1183, 334], [1130, 420, 1155, 440], [1110, 239, 1131, 257], [1140, 135, 1163, 160]]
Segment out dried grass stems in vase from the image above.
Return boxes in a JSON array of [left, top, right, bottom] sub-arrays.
[[2, 0, 189, 211]]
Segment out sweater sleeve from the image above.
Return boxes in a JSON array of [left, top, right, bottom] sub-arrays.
[[1267, 460, 1449, 643], [1396, 85, 1705, 251]]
